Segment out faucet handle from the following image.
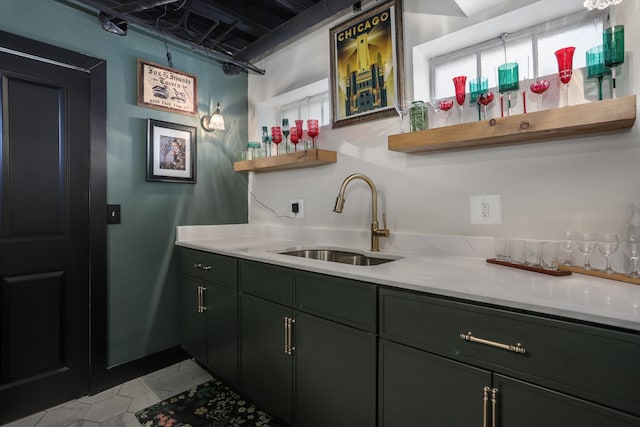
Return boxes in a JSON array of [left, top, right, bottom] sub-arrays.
[[382, 213, 388, 229]]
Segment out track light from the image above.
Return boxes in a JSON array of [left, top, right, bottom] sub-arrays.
[[99, 12, 128, 36]]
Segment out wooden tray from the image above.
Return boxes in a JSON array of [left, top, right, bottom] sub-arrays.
[[486, 258, 572, 276], [557, 264, 640, 286]]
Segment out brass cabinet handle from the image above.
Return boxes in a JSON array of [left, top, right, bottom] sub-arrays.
[[197, 285, 207, 313], [491, 387, 498, 427], [460, 331, 526, 354], [193, 263, 212, 271], [483, 386, 499, 427], [283, 317, 295, 355]]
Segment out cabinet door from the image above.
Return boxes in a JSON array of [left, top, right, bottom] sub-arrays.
[[180, 275, 207, 363], [206, 281, 238, 386], [495, 374, 640, 427], [379, 339, 491, 427], [239, 293, 293, 425], [294, 312, 376, 427]]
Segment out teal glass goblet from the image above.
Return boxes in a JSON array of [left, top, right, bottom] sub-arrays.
[[469, 77, 488, 121], [603, 25, 624, 98], [498, 63, 519, 116], [586, 45, 611, 101]]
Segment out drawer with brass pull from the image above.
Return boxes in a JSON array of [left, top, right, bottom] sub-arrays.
[[379, 287, 640, 417], [179, 248, 237, 287]]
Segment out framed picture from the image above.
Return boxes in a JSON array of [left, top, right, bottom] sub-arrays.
[[146, 119, 196, 183], [137, 59, 198, 117], [329, 0, 405, 128]]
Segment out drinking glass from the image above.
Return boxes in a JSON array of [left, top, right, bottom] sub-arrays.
[[554, 47, 576, 107], [498, 63, 519, 116], [577, 232, 598, 270], [529, 79, 550, 111], [541, 241, 560, 271], [295, 119, 304, 144], [469, 77, 488, 121], [586, 45, 611, 101], [477, 92, 494, 120], [603, 25, 624, 99], [271, 126, 282, 155], [452, 76, 467, 123], [623, 232, 640, 278], [289, 126, 299, 151], [437, 99, 454, 126], [282, 118, 290, 153], [596, 233, 619, 274], [560, 230, 581, 265], [525, 240, 542, 267], [307, 119, 319, 148], [393, 101, 412, 133], [508, 238, 525, 264]]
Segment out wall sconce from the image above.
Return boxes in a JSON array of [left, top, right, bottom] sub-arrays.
[[98, 12, 128, 36], [201, 102, 225, 132]]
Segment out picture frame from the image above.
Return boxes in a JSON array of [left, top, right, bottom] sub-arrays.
[[329, 0, 405, 128], [146, 119, 196, 183], [137, 59, 198, 117]]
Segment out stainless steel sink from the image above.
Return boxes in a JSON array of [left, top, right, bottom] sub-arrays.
[[279, 249, 399, 266]]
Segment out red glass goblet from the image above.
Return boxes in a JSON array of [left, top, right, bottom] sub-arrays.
[[271, 126, 282, 155], [554, 47, 575, 107], [307, 119, 319, 148], [452, 76, 467, 123], [290, 126, 299, 151], [529, 79, 550, 111], [295, 119, 304, 144], [477, 92, 495, 120], [437, 99, 454, 126]]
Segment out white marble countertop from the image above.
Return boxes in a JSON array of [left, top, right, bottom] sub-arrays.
[[176, 224, 640, 332]]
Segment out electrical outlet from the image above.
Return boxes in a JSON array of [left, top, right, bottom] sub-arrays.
[[290, 199, 304, 219], [470, 195, 502, 224]]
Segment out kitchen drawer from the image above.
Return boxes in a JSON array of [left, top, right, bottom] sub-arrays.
[[179, 248, 237, 288], [294, 271, 377, 332], [239, 260, 293, 306], [379, 287, 640, 417]]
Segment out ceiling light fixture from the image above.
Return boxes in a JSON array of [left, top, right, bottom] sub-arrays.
[[583, 0, 623, 10], [99, 12, 128, 36], [201, 102, 225, 132]]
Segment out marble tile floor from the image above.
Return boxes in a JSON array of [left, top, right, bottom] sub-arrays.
[[1, 359, 212, 427]]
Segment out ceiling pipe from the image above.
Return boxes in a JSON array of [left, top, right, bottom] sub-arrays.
[[237, 0, 356, 61], [112, 0, 183, 14], [65, 0, 265, 74]]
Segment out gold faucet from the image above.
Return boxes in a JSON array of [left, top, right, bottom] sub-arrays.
[[333, 173, 390, 252]]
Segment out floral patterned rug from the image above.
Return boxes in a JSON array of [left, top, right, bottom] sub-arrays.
[[135, 379, 284, 427]]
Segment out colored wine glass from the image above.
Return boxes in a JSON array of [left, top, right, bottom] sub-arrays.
[[603, 25, 624, 98], [529, 79, 550, 111], [469, 77, 488, 121], [282, 118, 290, 153], [307, 119, 319, 148], [498, 62, 519, 116], [261, 126, 272, 157], [438, 99, 453, 126], [586, 45, 611, 101], [295, 119, 304, 146], [452, 76, 467, 123], [554, 47, 575, 107], [290, 126, 299, 151], [271, 126, 282, 155], [477, 92, 494, 120]]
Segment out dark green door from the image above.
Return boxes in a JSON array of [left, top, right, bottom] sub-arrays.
[[495, 374, 640, 426], [206, 280, 237, 385], [180, 275, 206, 363], [239, 292, 293, 425], [379, 339, 491, 426], [294, 311, 376, 427]]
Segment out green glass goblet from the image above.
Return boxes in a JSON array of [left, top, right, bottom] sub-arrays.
[[469, 77, 488, 121], [586, 45, 611, 101], [498, 62, 519, 117], [603, 25, 624, 99]]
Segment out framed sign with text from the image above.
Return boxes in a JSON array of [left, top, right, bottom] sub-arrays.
[[329, 0, 405, 128], [137, 59, 198, 117]]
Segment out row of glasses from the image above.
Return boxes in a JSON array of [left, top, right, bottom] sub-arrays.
[[561, 230, 639, 276], [271, 119, 320, 153]]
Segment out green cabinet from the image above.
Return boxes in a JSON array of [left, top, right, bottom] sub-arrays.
[[379, 287, 640, 426], [179, 248, 238, 385], [238, 260, 377, 426]]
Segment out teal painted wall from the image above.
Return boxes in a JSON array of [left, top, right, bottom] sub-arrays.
[[0, 0, 248, 365]]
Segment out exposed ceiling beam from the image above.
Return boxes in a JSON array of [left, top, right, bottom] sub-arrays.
[[112, 0, 182, 14]]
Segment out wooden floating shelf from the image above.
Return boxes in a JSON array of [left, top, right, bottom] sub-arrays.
[[233, 148, 337, 172], [557, 264, 640, 286], [388, 95, 636, 154]]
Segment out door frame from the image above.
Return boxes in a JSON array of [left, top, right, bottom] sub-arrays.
[[0, 30, 108, 393]]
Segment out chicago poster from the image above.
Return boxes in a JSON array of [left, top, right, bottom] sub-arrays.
[[330, 0, 404, 128]]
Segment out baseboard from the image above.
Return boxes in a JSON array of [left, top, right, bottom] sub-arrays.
[[90, 346, 189, 394]]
